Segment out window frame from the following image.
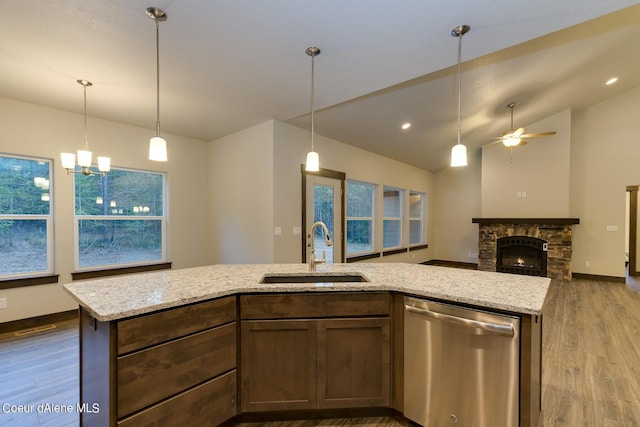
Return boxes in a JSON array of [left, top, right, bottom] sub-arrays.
[[408, 190, 427, 247], [0, 153, 54, 281], [345, 179, 377, 257], [382, 186, 404, 250], [72, 166, 168, 272]]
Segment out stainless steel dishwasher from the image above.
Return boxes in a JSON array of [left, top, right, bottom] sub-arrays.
[[404, 296, 520, 427]]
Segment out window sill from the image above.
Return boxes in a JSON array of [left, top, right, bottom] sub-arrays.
[[382, 248, 408, 256], [0, 274, 59, 290], [346, 252, 381, 262], [409, 244, 429, 251], [71, 262, 172, 281]]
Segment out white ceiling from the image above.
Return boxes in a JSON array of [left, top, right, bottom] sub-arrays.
[[1, 1, 639, 171]]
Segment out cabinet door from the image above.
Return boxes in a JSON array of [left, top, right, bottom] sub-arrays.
[[316, 318, 390, 409], [240, 320, 317, 412]]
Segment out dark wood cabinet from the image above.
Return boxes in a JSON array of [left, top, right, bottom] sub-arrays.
[[240, 319, 317, 412], [80, 296, 237, 427], [239, 292, 391, 413], [317, 318, 390, 409]]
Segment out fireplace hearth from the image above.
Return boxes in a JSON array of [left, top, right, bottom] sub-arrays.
[[472, 218, 579, 280]]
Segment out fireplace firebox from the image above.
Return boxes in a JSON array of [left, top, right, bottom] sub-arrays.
[[497, 236, 547, 277]]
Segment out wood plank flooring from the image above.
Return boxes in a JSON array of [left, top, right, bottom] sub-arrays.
[[0, 276, 639, 426], [541, 277, 640, 426]]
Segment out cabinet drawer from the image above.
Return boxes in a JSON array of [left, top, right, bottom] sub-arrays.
[[117, 296, 236, 354], [240, 292, 390, 319], [117, 370, 237, 427], [117, 322, 236, 418]]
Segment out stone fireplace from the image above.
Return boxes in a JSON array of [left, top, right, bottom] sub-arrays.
[[472, 218, 579, 281]]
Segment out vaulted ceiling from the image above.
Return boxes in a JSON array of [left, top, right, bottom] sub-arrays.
[[1, 1, 639, 171]]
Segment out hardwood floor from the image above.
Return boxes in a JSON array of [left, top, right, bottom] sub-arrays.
[[541, 277, 640, 426], [0, 277, 639, 426], [0, 318, 78, 427]]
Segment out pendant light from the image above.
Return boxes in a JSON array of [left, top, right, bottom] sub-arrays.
[[450, 25, 470, 167], [305, 46, 321, 172], [146, 7, 168, 162], [61, 80, 111, 176]]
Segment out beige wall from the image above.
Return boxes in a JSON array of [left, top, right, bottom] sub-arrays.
[[274, 121, 435, 264], [433, 151, 482, 263], [209, 120, 275, 263], [570, 86, 640, 277], [481, 109, 571, 217], [211, 120, 435, 265], [0, 97, 212, 322]]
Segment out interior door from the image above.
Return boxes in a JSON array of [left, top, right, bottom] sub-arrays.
[[305, 174, 343, 264]]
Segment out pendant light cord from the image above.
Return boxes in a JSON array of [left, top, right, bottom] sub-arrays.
[[456, 31, 462, 145], [83, 83, 89, 150], [155, 18, 161, 137], [310, 53, 315, 152]]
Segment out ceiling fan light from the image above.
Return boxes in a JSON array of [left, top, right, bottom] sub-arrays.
[[305, 151, 320, 172], [503, 135, 521, 147], [451, 143, 467, 167], [149, 136, 168, 162]]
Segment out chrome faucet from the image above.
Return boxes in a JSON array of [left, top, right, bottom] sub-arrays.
[[309, 221, 332, 272]]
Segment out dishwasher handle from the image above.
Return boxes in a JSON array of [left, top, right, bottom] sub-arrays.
[[405, 304, 514, 337]]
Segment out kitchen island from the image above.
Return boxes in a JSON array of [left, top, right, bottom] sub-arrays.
[[64, 263, 550, 426]]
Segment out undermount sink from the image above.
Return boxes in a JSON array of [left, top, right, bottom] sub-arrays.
[[259, 272, 369, 284]]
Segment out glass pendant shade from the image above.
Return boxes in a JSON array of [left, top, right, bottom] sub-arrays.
[[149, 136, 168, 162], [77, 150, 92, 168], [97, 156, 111, 172], [61, 153, 76, 170], [305, 150, 319, 172], [451, 143, 468, 167]]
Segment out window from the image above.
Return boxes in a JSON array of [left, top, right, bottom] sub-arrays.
[[0, 154, 53, 278], [409, 191, 426, 245], [383, 187, 403, 249], [346, 181, 376, 255], [74, 167, 166, 270]]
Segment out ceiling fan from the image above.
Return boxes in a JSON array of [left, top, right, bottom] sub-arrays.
[[486, 102, 557, 148]]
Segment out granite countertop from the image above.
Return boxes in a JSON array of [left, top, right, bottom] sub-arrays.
[[63, 263, 551, 322]]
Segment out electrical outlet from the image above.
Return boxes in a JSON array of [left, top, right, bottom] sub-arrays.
[[584, 261, 591, 268], [606, 225, 618, 232], [0, 298, 6, 309]]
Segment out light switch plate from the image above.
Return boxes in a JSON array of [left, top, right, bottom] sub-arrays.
[[292, 226, 302, 235], [0, 298, 6, 309]]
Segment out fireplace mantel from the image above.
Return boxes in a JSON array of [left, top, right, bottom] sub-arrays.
[[472, 218, 580, 225]]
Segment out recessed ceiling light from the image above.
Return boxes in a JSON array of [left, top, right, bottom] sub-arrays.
[[606, 77, 618, 85], [401, 123, 411, 130]]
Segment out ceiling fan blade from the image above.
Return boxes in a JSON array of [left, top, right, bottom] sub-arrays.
[[519, 131, 557, 138], [513, 127, 526, 137]]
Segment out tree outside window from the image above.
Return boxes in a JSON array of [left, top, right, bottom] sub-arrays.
[[346, 181, 376, 255], [74, 167, 166, 269]]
